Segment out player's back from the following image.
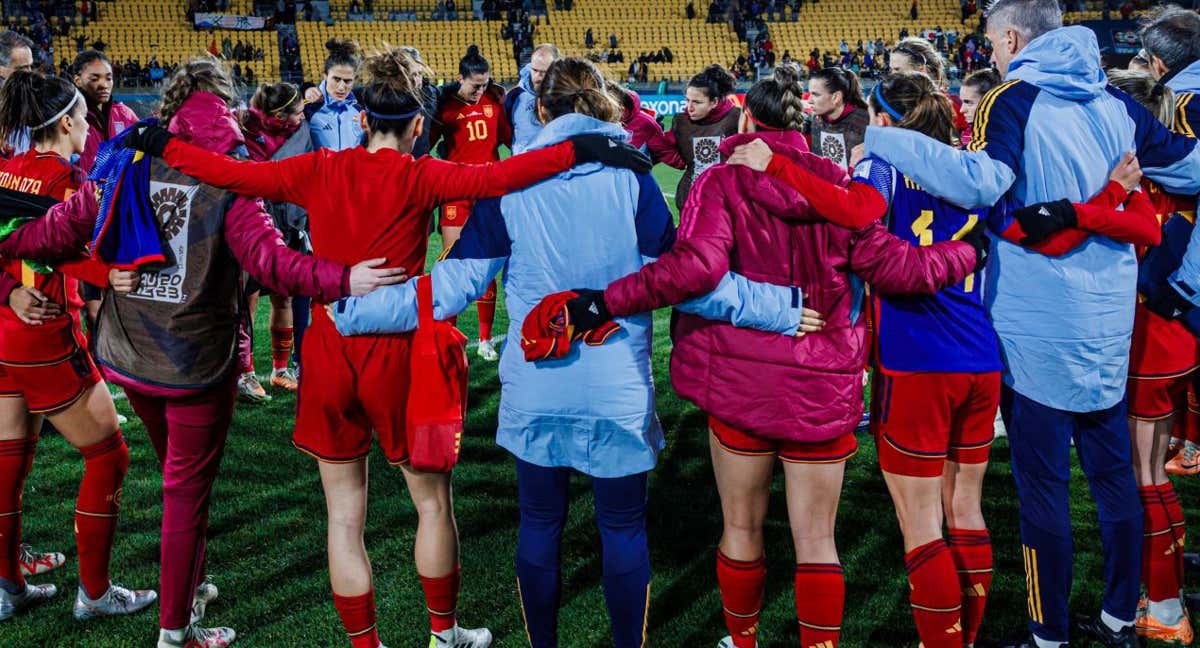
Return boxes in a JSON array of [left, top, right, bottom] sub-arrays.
[[0, 150, 81, 305]]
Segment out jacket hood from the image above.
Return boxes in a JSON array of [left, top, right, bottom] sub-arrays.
[[242, 107, 302, 140], [518, 64, 535, 94], [717, 131, 826, 221], [529, 113, 629, 150], [1166, 58, 1200, 94], [1007, 26, 1106, 101], [319, 80, 358, 109], [167, 91, 245, 154], [621, 88, 644, 126]]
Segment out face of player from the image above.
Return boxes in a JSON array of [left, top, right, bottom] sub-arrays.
[[685, 86, 718, 122], [959, 84, 983, 125], [75, 59, 113, 106], [458, 72, 489, 103], [0, 46, 33, 82], [281, 100, 305, 127], [529, 51, 555, 92], [325, 64, 356, 102], [808, 78, 842, 119], [62, 99, 90, 155]]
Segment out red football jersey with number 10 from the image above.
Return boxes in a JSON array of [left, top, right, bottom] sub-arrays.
[[435, 88, 511, 165]]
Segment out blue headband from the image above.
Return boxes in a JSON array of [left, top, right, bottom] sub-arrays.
[[872, 83, 905, 121], [364, 106, 422, 121]]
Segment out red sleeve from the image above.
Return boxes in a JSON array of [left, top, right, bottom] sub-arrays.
[[645, 127, 684, 169], [411, 141, 577, 209], [765, 155, 885, 228], [0, 185, 96, 260], [222, 196, 350, 302], [58, 256, 111, 288], [849, 222, 977, 295], [162, 138, 321, 208], [604, 171, 733, 316], [1074, 185, 1161, 247]]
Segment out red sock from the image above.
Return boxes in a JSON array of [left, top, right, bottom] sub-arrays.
[[0, 437, 35, 591], [1158, 482, 1186, 588], [794, 563, 844, 648], [1141, 485, 1181, 602], [947, 528, 993, 646], [332, 588, 381, 648], [904, 539, 963, 648], [476, 280, 497, 342], [420, 564, 460, 632], [270, 326, 294, 371], [75, 432, 129, 600], [716, 550, 766, 647]]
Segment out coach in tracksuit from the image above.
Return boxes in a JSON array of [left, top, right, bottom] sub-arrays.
[[863, 2, 1200, 647], [505, 44, 560, 154]]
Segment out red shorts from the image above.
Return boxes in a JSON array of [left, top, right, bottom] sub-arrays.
[[1128, 370, 1196, 421], [871, 370, 1000, 478], [440, 201, 472, 228], [0, 346, 101, 414], [292, 314, 413, 465], [709, 416, 858, 464]]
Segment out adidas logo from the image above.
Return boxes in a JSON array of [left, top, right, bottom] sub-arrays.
[[609, 139, 618, 147], [588, 303, 600, 315], [1038, 206, 1051, 216], [807, 641, 835, 648]]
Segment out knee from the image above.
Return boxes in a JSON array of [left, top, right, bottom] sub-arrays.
[[946, 489, 984, 530], [411, 490, 453, 522]]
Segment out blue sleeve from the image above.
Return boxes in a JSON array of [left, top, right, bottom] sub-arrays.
[[1108, 86, 1200, 195], [634, 171, 676, 257], [863, 81, 1030, 208], [852, 157, 895, 211], [676, 272, 803, 335], [1169, 223, 1200, 309], [332, 198, 511, 335]]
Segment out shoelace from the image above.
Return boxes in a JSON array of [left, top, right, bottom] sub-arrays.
[[108, 584, 131, 609]]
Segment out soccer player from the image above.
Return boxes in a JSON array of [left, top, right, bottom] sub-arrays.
[[0, 58, 407, 647], [863, 2, 1200, 645], [431, 47, 512, 361], [121, 47, 652, 648], [505, 43, 560, 153], [329, 56, 808, 648], [807, 67, 869, 168], [958, 69, 1000, 148], [0, 70, 155, 623], [238, 82, 312, 394], [644, 64, 741, 210], [567, 66, 987, 648], [888, 37, 969, 132]]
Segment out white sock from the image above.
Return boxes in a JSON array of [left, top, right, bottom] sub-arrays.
[[1101, 608, 1133, 632], [1149, 597, 1186, 625], [1033, 635, 1065, 648], [160, 627, 186, 642]]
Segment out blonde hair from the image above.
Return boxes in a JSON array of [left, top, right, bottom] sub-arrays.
[[160, 57, 234, 123], [1107, 68, 1175, 129], [893, 37, 948, 90]]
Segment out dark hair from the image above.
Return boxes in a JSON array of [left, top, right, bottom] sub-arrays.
[[868, 71, 957, 146], [1107, 68, 1175, 129], [962, 68, 1001, 96], [360, 45, 430, 137], [744, 64, 806, 132], [607, 81, 636, 117], [0, 30, 33, 68], [459, 46, 490, 78], [160, 58, 235, 123], [687, 64, 735, 101], [892, 37, 948, 89], [1139, 5, 1200, 74], [0, 70, 81, 146], [809, 67, 868, 110], [251, 82, 302, 116], [71, 49, 109, 76], [538, 57, 620, 123], [324, 38, 362, 74]]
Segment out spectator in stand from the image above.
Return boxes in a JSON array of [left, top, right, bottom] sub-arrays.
[[808, 67, 869, 168], [664, 47, 674, 63], [686, 0, 696, 19], [609, 33, 618, 49], [839, 39, 849, 56], [806, 50, 820, 74], [585, 28, 594, 48], [911, 0, 918, 20]]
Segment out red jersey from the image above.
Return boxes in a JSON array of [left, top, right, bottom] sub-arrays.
[[1131, 179, 1200, 378], [0, 150, 107, 364], [434, 85, 512, 165]]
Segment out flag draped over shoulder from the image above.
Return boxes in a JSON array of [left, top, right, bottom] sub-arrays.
[[89, 120, 167, 268]]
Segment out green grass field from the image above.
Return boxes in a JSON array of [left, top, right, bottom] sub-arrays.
[[6, 163, 1198, 647]]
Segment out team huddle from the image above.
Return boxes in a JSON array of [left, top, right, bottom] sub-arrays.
[[0, 0, 1199, 647]]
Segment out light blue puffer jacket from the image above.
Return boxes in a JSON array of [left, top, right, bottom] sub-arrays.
[[505, 65, 543, 155], [306, 81, 364, 151]]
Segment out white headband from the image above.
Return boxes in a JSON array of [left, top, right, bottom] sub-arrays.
[[34, 89, 83, 130]]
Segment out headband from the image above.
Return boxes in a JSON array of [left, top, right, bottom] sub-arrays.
[[273, 88, 301, 115], [872, 83, 905, 121], [364, 106, 422, 121], [34, 89, 83, 130], [746, 110, 784, 131]]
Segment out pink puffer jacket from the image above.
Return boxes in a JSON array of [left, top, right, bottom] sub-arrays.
[[604, 130, 977, 443], [80, 100, 140, 175]]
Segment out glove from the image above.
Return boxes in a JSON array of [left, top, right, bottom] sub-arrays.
[[1145, 282, 1195, 320], [124, 123, 174, 157], [569, 134, 653, 174], [565, 288, 611, 333], [959, 220, 991, 272], [1013, 199, 1076, 245]]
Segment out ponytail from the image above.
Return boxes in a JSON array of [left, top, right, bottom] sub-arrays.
[[810, 67, 868, 111], [868, 72, 957, 146], [359, 45, 430, 137], [744, 64, 806, 132], [0, 70, 81, 146]]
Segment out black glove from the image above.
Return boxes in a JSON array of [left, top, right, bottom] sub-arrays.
[[124, 123, 174, 157], [959, 220, 991, 272], [1145, 282, 1195, 320], [569, 134, 653, 174], [1013, 199, 1076, 245], [565, 288, 611, 333]]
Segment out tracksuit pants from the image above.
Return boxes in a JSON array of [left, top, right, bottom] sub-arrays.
[[1000, 386, 1143, 643], [513, 458, 651, 648]]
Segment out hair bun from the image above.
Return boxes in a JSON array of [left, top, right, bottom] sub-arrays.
[[325, 37, 361, 57], [772, 63, 800, 87]]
